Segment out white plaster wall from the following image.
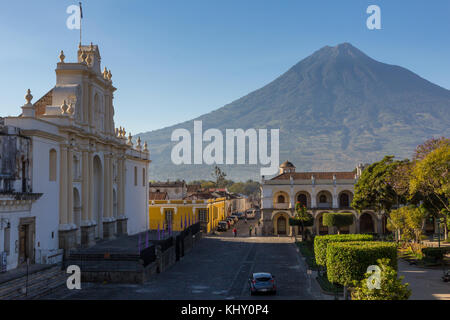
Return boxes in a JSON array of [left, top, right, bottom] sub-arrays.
[[124, 159, 149, 235], [30, 136, 60, 260]]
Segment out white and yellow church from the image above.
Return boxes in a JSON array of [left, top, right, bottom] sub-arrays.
[[0, 43, 150, 271]]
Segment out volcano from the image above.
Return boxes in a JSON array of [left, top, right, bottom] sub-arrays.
[[137, 43, 450, 181]]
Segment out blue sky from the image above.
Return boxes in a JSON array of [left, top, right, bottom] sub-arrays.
[[0, 0, 449, 134]]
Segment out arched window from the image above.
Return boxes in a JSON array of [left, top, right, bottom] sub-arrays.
[[319, 195, 327, 203], [297, 194, 307, 206], [142, 168, 146, 187], [340, 193, 350, 207], [49, 149, 57, 181], [277, 195, 285, 203]]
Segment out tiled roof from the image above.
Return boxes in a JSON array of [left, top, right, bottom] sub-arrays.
[[149, 191, 168, 200], [271, 172, 355, 180], [184, 192, 215, 200], [187, 184, 201, 193], [149, 181, 185, 188]]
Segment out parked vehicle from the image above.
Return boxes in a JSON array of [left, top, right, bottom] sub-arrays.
[[226, 217, 235, 226], [236, 212, 245, 219], [246, 210, 256, 219], [230, 215, 239, 223], [218, 221, 228, 231], [249, 273, 276, 295]]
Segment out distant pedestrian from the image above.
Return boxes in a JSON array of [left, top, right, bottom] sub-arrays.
[[233, 228, 237, 237], [249, 226, 253, 236]]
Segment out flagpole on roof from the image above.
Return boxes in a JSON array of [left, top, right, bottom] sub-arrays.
[[79, 2, 83, 45]]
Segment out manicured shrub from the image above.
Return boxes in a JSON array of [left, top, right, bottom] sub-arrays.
[[289, 217, 313, 227], [323, 212, 354, 234], [314, 234, 374, 267], [326, 241, 398, 287], [422, 247, 450, 263], [351, 258, 411, 300]]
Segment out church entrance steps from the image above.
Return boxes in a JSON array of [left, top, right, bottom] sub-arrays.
[[0, 264, 66, 300]]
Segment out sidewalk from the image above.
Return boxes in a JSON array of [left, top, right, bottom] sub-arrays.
[[398, 260, 450, 300], [293, 243, 334, 300]]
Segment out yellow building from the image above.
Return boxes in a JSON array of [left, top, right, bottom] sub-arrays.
[[148, 197, 228, 234]]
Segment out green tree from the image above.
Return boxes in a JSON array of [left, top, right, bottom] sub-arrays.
[[410, 143, 450, 239], [323, 212, 354, 234], [352, 156, 404, 218], [211, 166, 227, 188], [293, 201, 313, 241], [351, 258, 411, 300], [387, 206, 427, 243]]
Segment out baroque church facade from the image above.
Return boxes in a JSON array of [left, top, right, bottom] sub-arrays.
[[0, 44, 150, 271]]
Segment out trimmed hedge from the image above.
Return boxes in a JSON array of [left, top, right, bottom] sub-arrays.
[[289, 217, 314, 227], [323, 212, 354, 230], [326, 241, 398, 287], [422, 247, 450, 262], [314, 234, 374, 267]]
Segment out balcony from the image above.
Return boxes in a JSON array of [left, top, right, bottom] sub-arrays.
[[273, 203, 290, 210], [316, 203, 333, 209]]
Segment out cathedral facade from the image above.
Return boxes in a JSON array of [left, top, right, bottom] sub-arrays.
[[0, 44, 150, 271]]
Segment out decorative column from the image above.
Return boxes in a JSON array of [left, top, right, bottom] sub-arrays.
[[332, 175, 338, 209], [67, 146, 74, 226], [310, 175, 317, 208], [289, 176, 294, 212], [104, 94, 110, 134], [81, 150, 89, 223], [88, 84, 93, 128], [59, 144, 68, 226], [103, 153, 115, 240], [58, 143, 77, 256], [81, 148, 95, 247], [82, 81, 88, 125], [88, 148, 94, 223], [116, 154, 127, 235]]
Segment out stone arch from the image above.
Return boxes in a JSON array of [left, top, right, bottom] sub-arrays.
[[93, 155, 103, 238], [73, 187, 81, 244], [295, 191, 311, 208], [315, 212, 329, 235], [316, 190, 332, 208], [337, 210, 359, 234], [113, 188, 118, 219], [273, 191, 290, 206], [359, 212, 376, 234], [338, 190, 353, 208], [272, 211, 290, 235]]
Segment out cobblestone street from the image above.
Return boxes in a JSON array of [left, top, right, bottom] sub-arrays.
[[47, 217, 320, 300]]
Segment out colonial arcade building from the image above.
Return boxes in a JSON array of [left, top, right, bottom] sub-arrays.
[[260, 161, 387, 236], [0, 44, 149, 271]]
